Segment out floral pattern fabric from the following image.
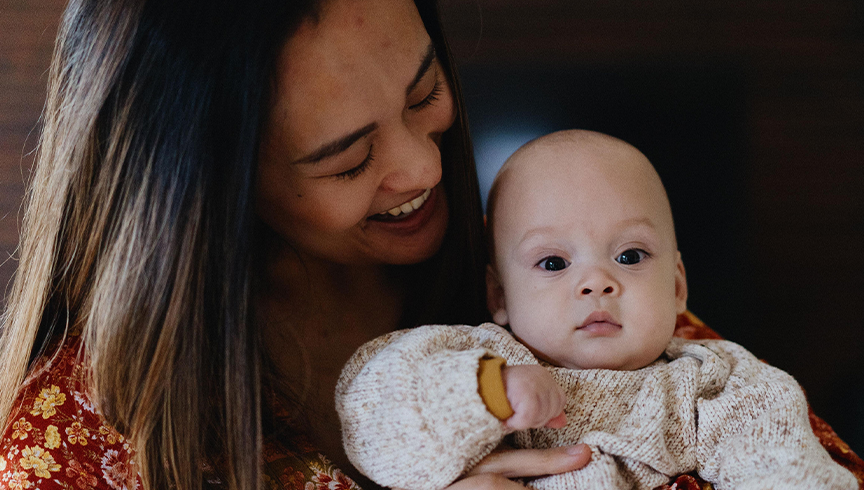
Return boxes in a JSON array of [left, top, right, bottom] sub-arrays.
[[2, 312, 861, 490], [0, 337, 139, 490], [260, 437, 360, 490], [0, 334, 362, 490]]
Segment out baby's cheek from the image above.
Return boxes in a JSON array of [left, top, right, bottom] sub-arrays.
[[509, 276, 568, 331], [514, 303, 562, 345], [507, 297, 542, 335]]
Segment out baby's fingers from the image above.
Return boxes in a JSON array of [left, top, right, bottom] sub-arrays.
[[502, 365, 567, 430], [544, 411, 567, 429], [505, 393, 566, 430]]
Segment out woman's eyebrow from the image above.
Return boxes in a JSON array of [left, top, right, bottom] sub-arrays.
[[291, 43, 435, 165], [406, 43, 436, 97], [292, 123, 378, 164]]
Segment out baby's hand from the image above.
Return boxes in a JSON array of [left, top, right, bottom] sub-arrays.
[[501, 365, 567, 430]]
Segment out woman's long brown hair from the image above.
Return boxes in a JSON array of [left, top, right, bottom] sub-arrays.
[[0, 0, 487, 489]]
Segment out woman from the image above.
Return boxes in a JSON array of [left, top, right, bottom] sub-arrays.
[[0, 0, 591, 488]]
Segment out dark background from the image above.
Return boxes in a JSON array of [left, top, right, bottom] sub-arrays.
[[2, 0, 862, 455]]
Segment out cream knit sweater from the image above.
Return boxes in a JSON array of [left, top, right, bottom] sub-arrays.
[[336, 323, 856, 490]]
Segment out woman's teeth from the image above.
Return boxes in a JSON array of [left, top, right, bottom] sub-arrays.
[[381, 188, 432, 217]]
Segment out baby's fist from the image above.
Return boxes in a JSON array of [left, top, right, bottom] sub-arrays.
[[501, 365, 567, 430]]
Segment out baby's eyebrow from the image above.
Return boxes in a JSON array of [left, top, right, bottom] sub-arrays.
[[511, 226, 558, 256], [510, 218, 661, 256], [616, 217, 658, 233], [621, 217, 655, 227], [516, 226, 557, 246]]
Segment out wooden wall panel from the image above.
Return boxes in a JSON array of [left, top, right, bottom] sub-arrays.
[[0, 0, 64, 298]]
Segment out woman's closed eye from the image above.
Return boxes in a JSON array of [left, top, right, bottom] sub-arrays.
[[615, 248, 649, 265], [330, 63, 443, 181], [408, 77, 443, 111], [333, 144, 374, 181], [537, 255, 569, 272]]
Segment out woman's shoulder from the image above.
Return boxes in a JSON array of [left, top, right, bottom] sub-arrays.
[[0, 335, 141, 490]]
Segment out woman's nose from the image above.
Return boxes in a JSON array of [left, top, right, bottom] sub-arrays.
[[377, 126, 443, 193], [577, 268, 621, 297]]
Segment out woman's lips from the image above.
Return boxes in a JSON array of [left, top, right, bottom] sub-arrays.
[[365, 186, 441, 236], [371, 188, 432, 221]]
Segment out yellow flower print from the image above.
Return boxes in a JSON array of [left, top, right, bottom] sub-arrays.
[[19, 445, 61, 479], [7, 471, 32, 490], [99, 424, 124, 445], [11, 417, 32, 440], [65, 421, 90, 446], [29, 385, 66, 419], [44, 425, 61, 449]]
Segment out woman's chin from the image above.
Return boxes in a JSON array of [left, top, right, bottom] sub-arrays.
[[364, 186, 449, 265]]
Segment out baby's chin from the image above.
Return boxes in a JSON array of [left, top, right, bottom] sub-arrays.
[[556, 348, 668, 371]]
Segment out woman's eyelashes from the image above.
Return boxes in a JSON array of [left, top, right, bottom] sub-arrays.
[[333, 145, 374, 181], [331, 70, 443, 181], [615, 248, 649, 265], [408, 78, 443, 111], [537, 255, 569, 272]]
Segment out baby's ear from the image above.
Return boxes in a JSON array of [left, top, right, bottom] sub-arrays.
[[486, 264, 509, 326], [674, 251, 688, 314]]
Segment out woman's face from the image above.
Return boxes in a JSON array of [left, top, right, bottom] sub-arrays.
[[257, 0, 454, 266]]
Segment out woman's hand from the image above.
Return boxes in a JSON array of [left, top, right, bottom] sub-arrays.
[[394, 444, 592, 490], [447, 444, 592, 489], [501, 365, 567, 430]]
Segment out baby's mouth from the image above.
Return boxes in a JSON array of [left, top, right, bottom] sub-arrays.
[[578, 311, 621, 329], [370, 188, 432, 221]]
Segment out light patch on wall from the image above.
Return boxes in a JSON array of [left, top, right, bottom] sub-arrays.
[[474, 129, 544, 210]]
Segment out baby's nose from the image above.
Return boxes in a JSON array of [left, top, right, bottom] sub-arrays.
[[577, 267, 620, 297], [581, 285, 615, 295]]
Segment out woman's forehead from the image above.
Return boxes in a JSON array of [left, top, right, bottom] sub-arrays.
[[269, 0, 431, 156]]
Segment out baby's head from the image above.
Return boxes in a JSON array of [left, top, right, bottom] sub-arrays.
[[486, 130, 688, 371]]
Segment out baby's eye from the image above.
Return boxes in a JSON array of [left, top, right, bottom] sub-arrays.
[[538, 256, 569, 272], [616, 249, 648, 265]]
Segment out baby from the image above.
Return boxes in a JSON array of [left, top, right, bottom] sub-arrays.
[[336, 130, 856, 490]]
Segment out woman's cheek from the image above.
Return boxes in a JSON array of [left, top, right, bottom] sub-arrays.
[[300, 184, 376, 231]]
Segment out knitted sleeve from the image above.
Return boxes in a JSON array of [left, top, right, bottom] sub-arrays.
[[335, 323, 535, 490], [692, 340, 857, 489]]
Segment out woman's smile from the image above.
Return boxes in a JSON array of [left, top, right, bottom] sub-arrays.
[[376, 188, 432, 218], [364, 185, 444, 240]]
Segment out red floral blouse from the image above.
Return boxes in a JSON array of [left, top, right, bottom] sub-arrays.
[[0, 337, 139, 490], [0, 335, 361, 490], [2, 312, 862, 490]]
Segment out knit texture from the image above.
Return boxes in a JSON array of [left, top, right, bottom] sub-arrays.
[[336, 323, 857, 490]]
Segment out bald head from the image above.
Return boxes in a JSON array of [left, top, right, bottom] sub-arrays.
[[487, 130, 676, 262]]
